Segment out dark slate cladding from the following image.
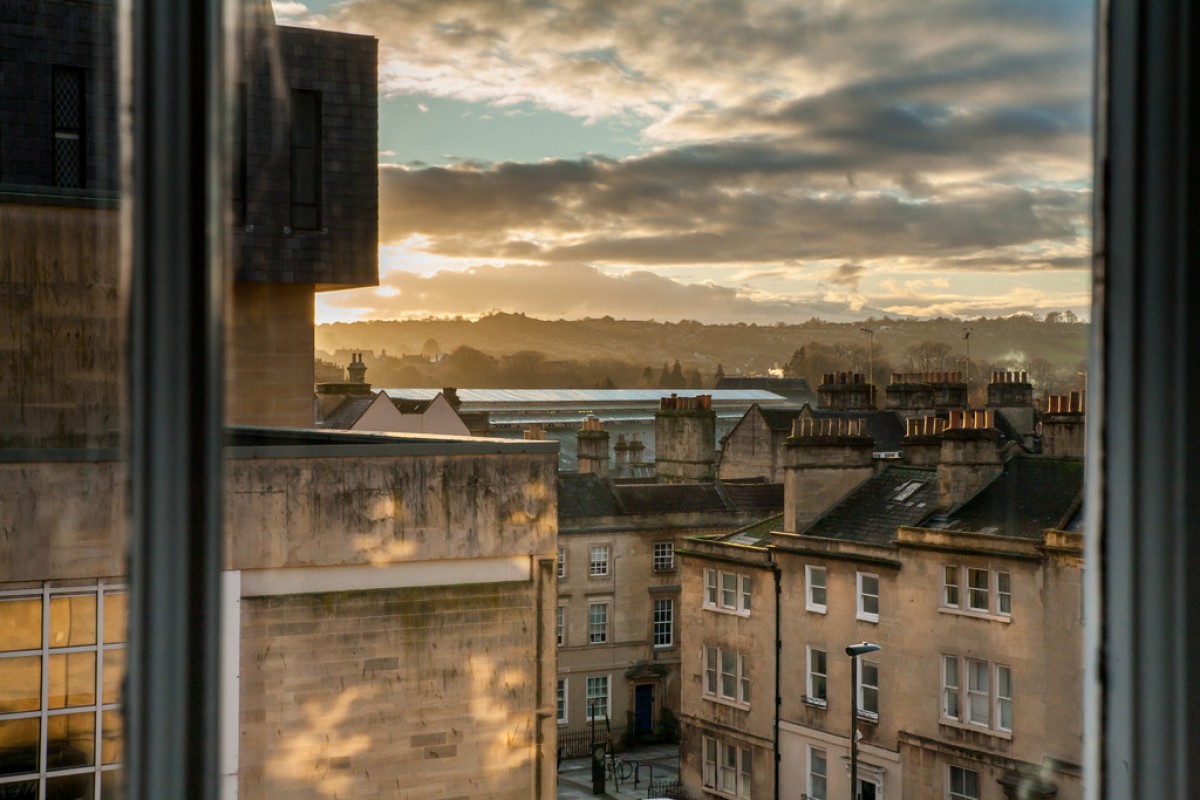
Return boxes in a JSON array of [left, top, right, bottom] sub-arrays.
[[234, 11, 378, 287], [0, 0, 118, 193], [718, 479, 785, 513], [941, 456, 1084, 539], [802, 465, 937, 544], [320, 395, 374, 429], [809, 409, 907, 452], [614, 483, 729, 515], [557, 473, 621, 520]]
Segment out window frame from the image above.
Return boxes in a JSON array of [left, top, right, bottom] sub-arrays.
[[808, 745, 827, 800], [652, 598, 674, 648], [941, 566, 1013, 620], [52, 65, 86, 189], [703, 645, 750, 706], [858, 660, 880, 719], [587, 602, 608, 645], [588, 544, 610, 578], [947, 764, 980, 800], [703, 736, 751, 799], [584, 675, 610, 721], [556, 604, 566, 647], [703, 568, 752, 615], [805, 565, 827, 613], [556, 678, 568, 725], [941, 654, 1012, 734], [653, 541, 675, 572], [856, 571, 880, 623], [557, 546, 566, 579], [806, 646, 827, 707]]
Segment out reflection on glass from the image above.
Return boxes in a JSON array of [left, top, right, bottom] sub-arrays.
[[101, 711, 122, 765], [49, 652, 97, 709], [46, 712, 95, 770], [46, 773, 94, 800], [101, 649, 124, 705], [0, 599, 42, 652], [0, 655, 42, 713], [49, 596, 97, 648], [100, 769, 123, 800], [0, 717, 39, 777], [102, 593, 126, 644]]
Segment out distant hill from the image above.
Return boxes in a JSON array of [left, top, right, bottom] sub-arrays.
[[315, 312, 1088, 393]]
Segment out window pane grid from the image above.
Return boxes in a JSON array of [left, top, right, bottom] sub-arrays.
[[652, 599, 673, 647], [653, 542, 674, 571]]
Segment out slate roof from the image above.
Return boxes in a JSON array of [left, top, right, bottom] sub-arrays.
[[557, 475, 784, 521], [720, 513, 784, 547], [615, 483, 730, 515], [758, 407, 803, 432], [557, 473, 621, 519], [719, 480, 786, 513], [391, 397, 434, 414], [320, 395, 374, 429], [939, 455, 1084, 539], [801, 465, 938, 545]]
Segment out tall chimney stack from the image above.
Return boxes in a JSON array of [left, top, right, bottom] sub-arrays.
[[577, 416, 611, 477], [818, 372, 877, 411], [1040, 392, 1086, 457], [347, 352, 367, 384], [783, 416, 875, 533], [937, 410, 1003, 510], [654, 394, 716, 482]]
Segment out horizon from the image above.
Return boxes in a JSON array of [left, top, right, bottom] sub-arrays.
[[276, 0, 1095, 327]]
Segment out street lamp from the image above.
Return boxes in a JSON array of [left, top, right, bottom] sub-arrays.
[[845, 642, 881, 800]]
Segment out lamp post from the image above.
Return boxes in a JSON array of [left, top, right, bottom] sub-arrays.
[[845, 642, 881, 800]]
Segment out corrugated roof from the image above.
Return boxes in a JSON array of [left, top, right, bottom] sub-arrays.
[[942, 455, 1084, 539], [802, 465, 938, 544]]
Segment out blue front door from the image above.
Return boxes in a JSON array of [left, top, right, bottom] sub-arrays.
[[634, 684, 654, 733]]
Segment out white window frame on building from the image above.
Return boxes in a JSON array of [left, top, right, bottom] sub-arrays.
[[557, 546, 566, 579], [0, 583, 127, 799], [806, 646, 827, 707], [947, 764, 980, 800], [652, 598, 673, 648], [588, 602, 609, 644], [556, 604, 566, 647], [807, 745, 827, 800], [941, 566, 1013, 619], [941, 655, 1013, 733], [857, 571, 880, 623], [858, 660, 880, 719], [701, 736, 752, 799], [805, 564, 827, 613], [557, 678, 568, 725], [588, 544, 610, 578], [653, 541, 675, 572], [585, 675, 610, 721], [703, 568, 752, 615], [703, 646, 750, 707]]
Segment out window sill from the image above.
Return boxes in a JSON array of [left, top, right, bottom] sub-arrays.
[[856, 614, 880, 624], [939, 607, 1012, 624], [938, 718, 1013, 740], [702, 604, 751, 618], [803, 696, 827, 709], [857, 711, 879, 723], [806, 605, 827, 615], [703, 694, 750, 711]]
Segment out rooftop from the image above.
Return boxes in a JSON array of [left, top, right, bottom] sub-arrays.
[[801, 465, 938, 545]]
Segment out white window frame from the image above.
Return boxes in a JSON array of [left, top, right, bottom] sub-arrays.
[[588, 602, 608, 644], [653, 541, 675, 572], [703, 736, 752, 799], [585, 674, 610, 721], [947, 764, 980, 800], [588, 544, 610, 577], [0, 583, 127, 798], [703, 645, 750, 706], [856, 571, 880, 623], [808, 745, 828, 800], [556, 603, 566, 647], [858, 660, 880, 719], [703, 568, 751, 615], [557, 545, 566, 579], [806, 565, 827, 613], [557, 678, 568, 725], [941, 566, 1013, 619], [652, 598, 674, 648], [806, 646, 827, 706], [941, 654, 1012, 734]]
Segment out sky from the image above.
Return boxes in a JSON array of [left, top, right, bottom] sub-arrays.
[[274, 0, 1095, 326]]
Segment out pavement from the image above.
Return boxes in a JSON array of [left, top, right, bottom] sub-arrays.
[[557, 742, 681, 799]]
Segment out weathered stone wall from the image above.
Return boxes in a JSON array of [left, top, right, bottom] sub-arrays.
[[239, 581, 550, 800], [717, 412, 785, 482], [783, 439, 875, 532], [654, 410, 716, 482], [936, 430, 1004, 509]]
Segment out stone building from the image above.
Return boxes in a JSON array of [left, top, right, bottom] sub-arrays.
[[555, 414, 783, 755], [0, 4, 559, 799], [679, 397, 1085, 800]]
